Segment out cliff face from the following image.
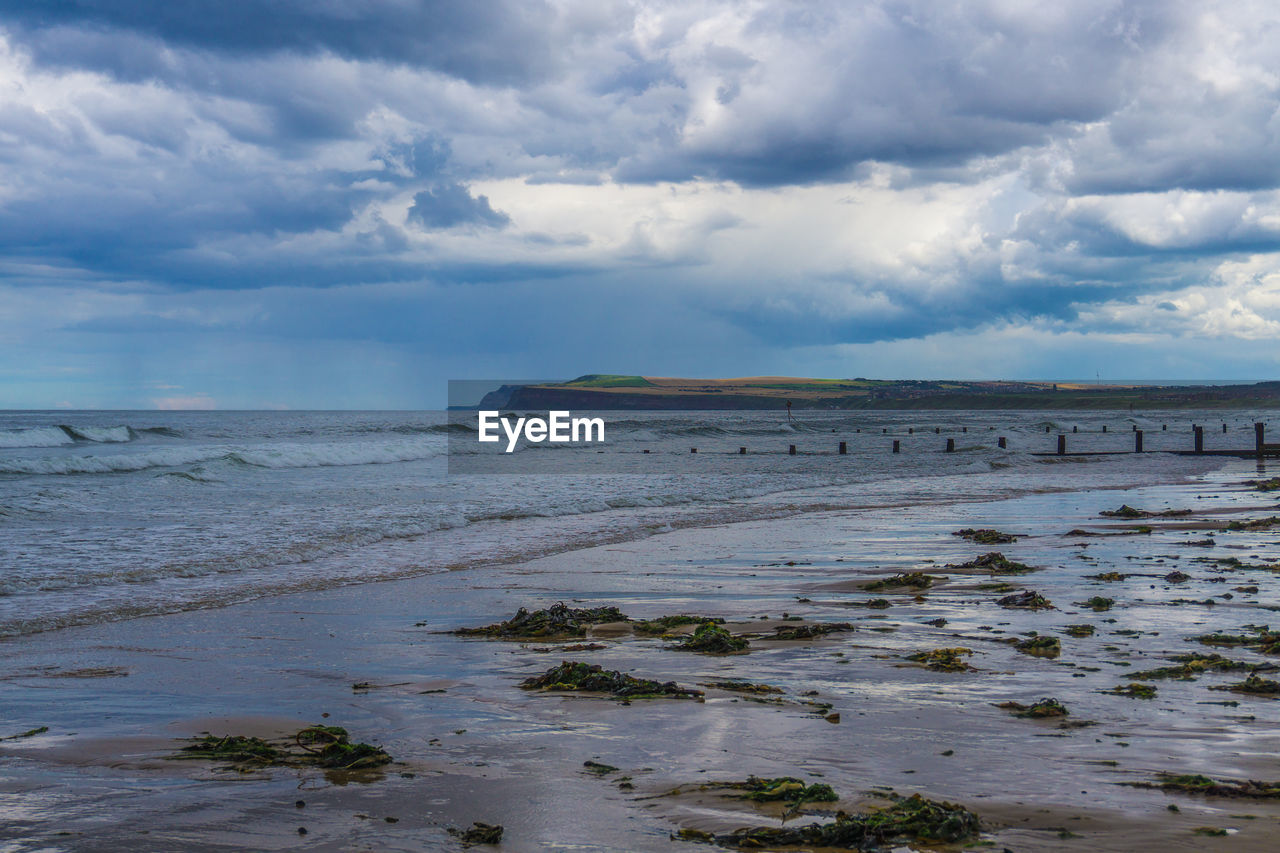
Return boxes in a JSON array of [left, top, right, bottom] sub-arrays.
[[468, 379, 1280, 411]]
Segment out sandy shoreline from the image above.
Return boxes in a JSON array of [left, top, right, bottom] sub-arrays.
[[4, 460, 1280, 851]]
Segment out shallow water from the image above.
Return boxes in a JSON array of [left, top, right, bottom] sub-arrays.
[[0, 409, 1248, 636]]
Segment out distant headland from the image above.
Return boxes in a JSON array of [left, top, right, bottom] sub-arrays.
[[471, 375, 1280, 411]]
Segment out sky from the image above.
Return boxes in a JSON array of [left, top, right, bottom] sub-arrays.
[[3, 1, 1280, 409]]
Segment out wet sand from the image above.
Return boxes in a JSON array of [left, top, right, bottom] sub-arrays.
[[4, 462, 1280, 851]]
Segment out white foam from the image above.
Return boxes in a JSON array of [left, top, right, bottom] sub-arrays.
[[0, 427, 73, 448]]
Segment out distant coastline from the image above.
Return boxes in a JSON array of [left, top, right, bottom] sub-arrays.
[[471, 375, 1280, 411]]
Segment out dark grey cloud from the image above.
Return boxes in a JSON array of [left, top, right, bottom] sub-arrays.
[[0, 0, 566, 85]]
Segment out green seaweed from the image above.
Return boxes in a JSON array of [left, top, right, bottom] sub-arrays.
[[1130, 774, 1280, 799], [1077, 596, 1114, 612], [1015, 635, 1061, 658], [1210, 674, 1280, 696], [947, 552, 1035, 574], [455, 602, 627, 639], [1222, 516, 1280, 532], [633, 614, 725, 636], [906, 647, 974, 672], [1131, 653, 1252, 681], [672, 621, 749, 654], [1103, 683, 1157, 699], [953, 528, 1017, 544], [768, 622, 854, 641], [448, 822, 504, 844], [864, 572, 938, 591], [1064, 624, 1096, 638], [520, 660, 703, 699], [677, 793, 980, 849], [721, 776, 839, 805], [998, 590, 1054, 609], [1089, 572, 1127, 582], [172, 726, 391, 772], [997, 698, 1069, 718]]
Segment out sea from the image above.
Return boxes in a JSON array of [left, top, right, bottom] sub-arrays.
[[0, 408, 1259, 638]]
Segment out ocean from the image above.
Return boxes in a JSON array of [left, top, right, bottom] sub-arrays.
[[0, 409, 1249, 638]]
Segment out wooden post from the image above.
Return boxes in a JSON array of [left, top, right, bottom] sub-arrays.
[[839, 441, 847, 455], [962, 426, 967, 433], [892, 440, 900, 454], [1057, 434, 1066, 455], [643, 449, 650, 454], [946, 438, 955, 452], [1132, 424, 1137, 431], [1045, 426, 1050, 433], [1256, 423, 1265, 456], [1223, 423, 1228, 433], [997, 436, 1007, 449], [789, 444, 796, 455], [935, 427, 940, 434], [739, 446, 746, 455], [1073, 425, 1078, 433], [1135, 430, 1143, 453], [691, 447, 697, 453], [1162, 424, 1167, 431], [881, 428, 886, 434], [1194, 426, 1204, 454], [1102, 425, 1107, 433], [908, 427, 914, 434]]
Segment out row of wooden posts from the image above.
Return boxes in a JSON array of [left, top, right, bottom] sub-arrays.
[[672, 422, 1272, 457]]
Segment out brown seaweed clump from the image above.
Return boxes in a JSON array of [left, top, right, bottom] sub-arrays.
[[947, 552, 1035, 574], [1210, 674, 1280, 696], [715, 776, 839, 805], [1088, 572, 1127, 582], [997, 590, 1054, 609], [1014, 635, 1061, 658], [676, 793, 980, 850], [672, 622, 750, 654], [1102, 683, 1157, 699], [520, 661, 703, 700], [1247, 477, 1280, 492], [864, 572, 939, 591], [632, 615, 725, 636], [1129, 774, 1280, 799], [1222, 516, 1280, 532], [1131, 653, 1252, 681], [448, 822, 504, 845], [1194, 625, 1280, 655], [454, 602, 627, 639], [1100, 505, 1191, 519], [997, 698, 1069, 718], [1064, 624, 1096, 638], [768, 622, 855, 641], [172, 726, 392, 772], [906, 647, 975, 672], [1076, 596, 1114, 611], [953, 528, 1017, 544]]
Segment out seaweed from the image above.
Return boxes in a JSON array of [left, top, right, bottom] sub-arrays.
[[1193, 625, 1280, 655], [1223, 516, 1280, 532], [721, 776, 839, 805], [583, 760, 620, 774], [448, 822, 504, 844], [171, 726, 391, 772], [2, 726, 49, 740], [1077, 596, 1114, 612], [947, 552, 1035, 574], [1102, 683, 1157, 699], [1163, 571, 1191, 583], [1247, 477, 1280, 492], [768, 622, 854, 641], [1131, 653, 1252, 681], [1100, 505, 1192, 519], [906, 647, 974, 672], [702, 680, 783, 694], [953, 528, 1018, 544], [677, 793, 979, 849], [1088, 572, 1127, 582], [861, 598, 891, 609], [1015, 635, 1061, 658], [1129, 774, 1280, 799], [1209, 674, 1280, 696], [1064, 624, 1096, 638], [633, 615, 725, 636], [864, 572, 938, 591], [998, 590, 1054, 609], [997, 698, 1069, 718], [455, 602, 627, 639], [520, 660, 703, 699], [672, 621, 749, 654]]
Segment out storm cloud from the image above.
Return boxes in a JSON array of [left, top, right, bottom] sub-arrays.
[[2, 0, 1280, 407]]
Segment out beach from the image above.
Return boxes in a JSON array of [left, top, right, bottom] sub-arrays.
[[4, 445, 1280, 851]]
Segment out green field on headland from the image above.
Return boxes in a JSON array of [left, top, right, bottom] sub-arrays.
[[475, 376, 1280, 411]]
